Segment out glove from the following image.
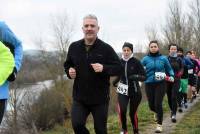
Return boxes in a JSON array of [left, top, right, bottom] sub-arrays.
[[165, 76, 174, 82], [7, 67, 17, 82], [129, 74, 139, 81], [113, 82, 118, 87]]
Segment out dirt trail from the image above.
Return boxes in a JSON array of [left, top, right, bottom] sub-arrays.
[[142, 96, 200, 134]]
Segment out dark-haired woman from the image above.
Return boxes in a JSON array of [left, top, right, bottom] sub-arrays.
[[141, 40, 174, 133], [113, 42, 146, 134], [166, 44, 183, 123]]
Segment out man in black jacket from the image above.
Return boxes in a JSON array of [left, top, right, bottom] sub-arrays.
[[64, 14, 121, 134]]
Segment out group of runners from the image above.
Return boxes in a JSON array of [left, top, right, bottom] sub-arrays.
[[64, 14, 200, 134], [1, 13, 200, 134]]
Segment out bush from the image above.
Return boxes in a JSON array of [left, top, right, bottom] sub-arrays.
[[31, 80, 73, 131]]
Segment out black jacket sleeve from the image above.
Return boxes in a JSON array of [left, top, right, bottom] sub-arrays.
[[63, 44, 74, 79], [128, 59, 146, 81], [102, 45, 122, 76]]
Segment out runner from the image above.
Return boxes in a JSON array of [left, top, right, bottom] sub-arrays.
[[113, 42, 146, 134], [64, 14, 121, 134], [166, 44, 183, 123], [0, 21, 23, 124], [141, 40, 174, 133], [196, 56, 200, 96], [186, 51, 200, 103], [177, 47, 193, 112]]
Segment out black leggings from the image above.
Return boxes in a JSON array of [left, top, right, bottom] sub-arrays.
[[117, 91, 142, 133], [178, 92, 187, 104], [145, 81, 166, 125], [0, 99, 6, 124], [71, 100, 108, 134], [166, 79, 180, 115]]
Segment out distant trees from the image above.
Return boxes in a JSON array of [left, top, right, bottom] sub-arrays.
[[30, 12, 75, 132], [145, 0, 200, 55], [1, 12, 75, 134], [190, 0, 200, 55]]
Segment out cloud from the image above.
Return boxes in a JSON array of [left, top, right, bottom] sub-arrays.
[[0, 0, 181, 51]]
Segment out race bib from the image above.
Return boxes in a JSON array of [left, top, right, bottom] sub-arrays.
[[155, 72, 166, 80], [188, 69, 193, 74], [117, 82, 128, 96]]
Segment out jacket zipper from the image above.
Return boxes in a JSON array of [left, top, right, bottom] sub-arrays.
[[154, 57, 156, 80], [86, 50, 89, 93], [125, 61, 128, 85]]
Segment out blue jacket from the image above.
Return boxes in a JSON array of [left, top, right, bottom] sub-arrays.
[[179, 55, 193, 79], [0, 21, 23, 99], [141, 53, 174, 83], [183, 56, 193, 69]]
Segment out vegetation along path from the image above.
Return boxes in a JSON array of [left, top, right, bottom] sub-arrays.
[[142, 96, 200, 134]]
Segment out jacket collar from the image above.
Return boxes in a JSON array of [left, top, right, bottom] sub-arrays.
[[148, 51, 161, 57], [81, 37, 99, 48], [122, 54, 133, 61]]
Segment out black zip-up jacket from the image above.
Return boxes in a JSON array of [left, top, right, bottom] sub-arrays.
[[113, 57, 146, 96], [64, 38, 121, 105]]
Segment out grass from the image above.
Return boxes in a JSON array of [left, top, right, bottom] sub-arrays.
[[170, 100, 200, 134], [41, 96, 170, 134]]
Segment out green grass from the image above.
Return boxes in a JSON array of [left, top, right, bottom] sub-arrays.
[[171, 100, 200, 134], [41, 96, 170, 134]]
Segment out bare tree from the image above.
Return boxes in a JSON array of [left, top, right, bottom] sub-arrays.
[[145, 23, 168, 54], [145, 24, 159, 42], [0, 12, 75, 134], [190, 0, 200, 55], [163, 0, 193, 50], [30, 12, 75, 131], [1, 82, 40, 134]]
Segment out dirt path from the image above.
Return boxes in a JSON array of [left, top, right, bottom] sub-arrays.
[[142, 96, 200, 134]]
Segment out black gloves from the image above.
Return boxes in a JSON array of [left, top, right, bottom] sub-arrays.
[[112, 81, 118, 87], [7, 67, 17, 82], [112, 76, 120, 87], [129, 74, 139, 81], [129, 74, 146, 81]]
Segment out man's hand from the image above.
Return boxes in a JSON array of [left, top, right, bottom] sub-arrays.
[[69, 67, 76, 79], [91, 63, 103, 73]]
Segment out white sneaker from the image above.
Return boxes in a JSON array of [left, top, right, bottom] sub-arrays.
[[120, 130, 128, 134], [155, 124, 163, 133], [120, 132, 124, 134]]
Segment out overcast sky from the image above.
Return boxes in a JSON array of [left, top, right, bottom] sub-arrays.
[[0, 0, 190, 52]]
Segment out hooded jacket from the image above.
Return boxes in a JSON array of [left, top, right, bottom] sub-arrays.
[[0, 21, 23, 99]]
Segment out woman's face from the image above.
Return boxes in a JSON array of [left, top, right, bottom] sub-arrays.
[[169, 46, 177, 54], [122, 47, 132, 59], [191, 53, 196, 59], [149, 43, 159, 53]]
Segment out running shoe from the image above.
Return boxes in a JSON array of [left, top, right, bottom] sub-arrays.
[[171, 115, 176, 123], [155, 124, 163, 133]]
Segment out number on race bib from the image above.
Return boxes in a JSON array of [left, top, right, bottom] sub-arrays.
[[188, 69, 193, 74], [116, 82, 128, 96]]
